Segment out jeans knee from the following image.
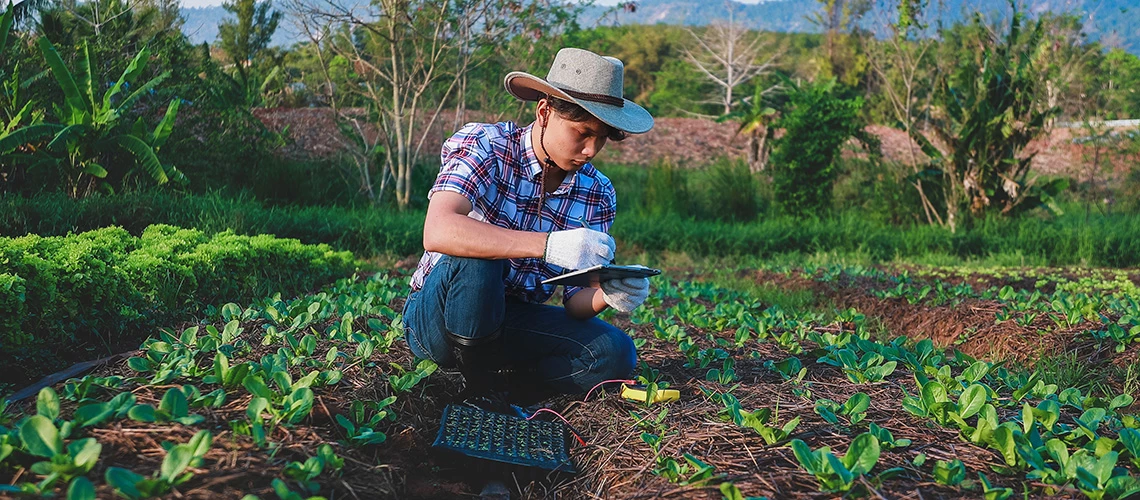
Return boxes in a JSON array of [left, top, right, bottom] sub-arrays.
[[598, 327, 637, 380], [442, 256, 505, 287]]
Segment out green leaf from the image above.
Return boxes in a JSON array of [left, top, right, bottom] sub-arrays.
[[0, 3, 14, 54], [20, 415, 62, 457], [842, 433, 880, 475], [990, 425, 1018, 466], [82, 163, 108, 178], [126, 357, 151, 373], [0, 123, 63, 154], [67, 477, 96, 500], [160, 445, 193, 482], [103, 46, 152, 111], [921, 380, 948, 407], [104, 467, 144, 500], [127, 404, 157, 423], [842, 392, 870, 416], [1110, 394, 1134, 410], [789, 439, 819, 475], [68, 437, 102, 471], [933, 459, 965, 485], [958, 384, 987, 419], [37, 387, 60, 420], [150, 99, 180, 149], [962, 361, 989, 383], [37, 37, 91, 120], [111, 134, 168, 184], [113, 70, 170, 117], [159, 388, 189, 418]]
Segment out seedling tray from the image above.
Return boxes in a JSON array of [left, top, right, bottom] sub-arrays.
[[432, 404, 578, 474]]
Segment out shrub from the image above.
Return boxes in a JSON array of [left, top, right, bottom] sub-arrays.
[[769, 78, 865, 217], [0, 225, 357, 390]]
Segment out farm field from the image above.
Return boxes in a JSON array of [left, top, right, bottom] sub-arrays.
[[2, 260, 1138, 499]]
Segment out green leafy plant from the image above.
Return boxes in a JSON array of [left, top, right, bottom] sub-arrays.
[[104, 430, 212, 499], [933, 459, 966, 486], [13, 415, 101, 491], [789, 433, 896, 493], [281, 444, 344, 494], [127, 387, 205, 425], [388, 359, 437, 393], [719, 393, 799, 445], [335, 396, 398, 447], [814, 392, 870, 426]]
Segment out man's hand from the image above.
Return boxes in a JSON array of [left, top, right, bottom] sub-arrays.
[[545, 228, 615, 270], [600, 276, 650, 313]]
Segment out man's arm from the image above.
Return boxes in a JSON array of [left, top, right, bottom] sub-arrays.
[[423, 191, 548, 259], [564, 287, 609, 319]]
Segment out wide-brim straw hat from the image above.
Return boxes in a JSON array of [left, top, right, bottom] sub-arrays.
[[504, 48, 654, 134]]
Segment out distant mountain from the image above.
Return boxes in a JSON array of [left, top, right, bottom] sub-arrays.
[[180, 0, 1139, 53]]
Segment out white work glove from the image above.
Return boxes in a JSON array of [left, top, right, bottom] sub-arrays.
[[601, 276, 651, 313], [544, 228, 615, 270]]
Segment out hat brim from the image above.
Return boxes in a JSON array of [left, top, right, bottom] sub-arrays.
[[504, 71, 654, 135]]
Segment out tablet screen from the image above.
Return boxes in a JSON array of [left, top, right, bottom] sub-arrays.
[[541, 264, 661, 287]]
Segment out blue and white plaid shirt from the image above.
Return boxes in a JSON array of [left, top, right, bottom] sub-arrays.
[[410, 121, 617, 304]]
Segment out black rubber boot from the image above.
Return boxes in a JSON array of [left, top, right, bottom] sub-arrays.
[[447, 329, 510, 399]]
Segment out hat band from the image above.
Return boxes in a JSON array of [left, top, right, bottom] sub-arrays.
[[556, 86, 624, 108]]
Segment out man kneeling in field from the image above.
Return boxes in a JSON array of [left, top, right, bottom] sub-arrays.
[[402, 48, 654, 408]]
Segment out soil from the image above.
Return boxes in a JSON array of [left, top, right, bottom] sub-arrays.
[[5, 268, 1126, 499]]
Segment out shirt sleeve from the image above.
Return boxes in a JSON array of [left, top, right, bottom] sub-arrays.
[[428, 124, 496, 206], [562, 180, 618, 305]]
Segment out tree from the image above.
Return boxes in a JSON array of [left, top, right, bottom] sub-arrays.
[[217, 0, 281, 93], [866, 0, 943, 226], [769, 78, 866, 216], [719, 84, 776, 173], [287, 0, 577, 208], [682, 3, 780, 115], [919, 3, 1063, 229], [810, 0, 871, 87]]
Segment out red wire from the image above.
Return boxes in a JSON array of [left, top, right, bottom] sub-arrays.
[[523, 379, 635, 447], [527, 408, 587, 446]]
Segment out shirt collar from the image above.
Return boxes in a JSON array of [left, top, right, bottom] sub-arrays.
[[519, 123, 589, 196]]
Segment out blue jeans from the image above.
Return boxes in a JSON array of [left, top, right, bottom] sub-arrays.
[[402, 255, 637, 395]]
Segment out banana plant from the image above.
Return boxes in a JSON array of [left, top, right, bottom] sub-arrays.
[[28, 38, 185, 198]]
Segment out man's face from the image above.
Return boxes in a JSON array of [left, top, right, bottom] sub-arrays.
[[537, 101, 610, 172]]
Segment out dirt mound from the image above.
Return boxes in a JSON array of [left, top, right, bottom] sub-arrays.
[[753, 269, 1136, 382]]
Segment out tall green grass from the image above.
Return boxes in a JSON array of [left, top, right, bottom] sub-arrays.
[[5, 169, 1140, 267]]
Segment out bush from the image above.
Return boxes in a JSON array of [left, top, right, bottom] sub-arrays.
[[769, 79, 865, 216], [0, 224, 357, 390], [0, 191, 426, 257]]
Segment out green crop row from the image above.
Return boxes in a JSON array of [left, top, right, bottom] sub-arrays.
[[0, 225, 357, 389]]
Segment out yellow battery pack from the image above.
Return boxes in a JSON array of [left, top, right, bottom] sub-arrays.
[[620, 383, 680, 404]]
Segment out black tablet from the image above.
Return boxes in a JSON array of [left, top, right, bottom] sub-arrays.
[[541, 264, 661, 287]]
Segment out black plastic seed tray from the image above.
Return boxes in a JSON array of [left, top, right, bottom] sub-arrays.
[[432, 404, 578, 474]]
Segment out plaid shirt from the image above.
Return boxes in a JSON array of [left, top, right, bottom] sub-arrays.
[[410, 121, 617, 304]]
